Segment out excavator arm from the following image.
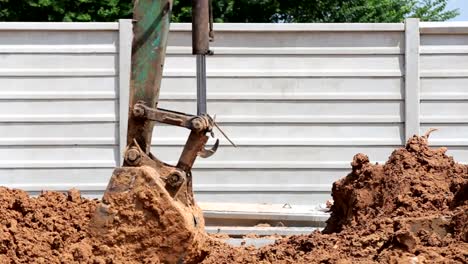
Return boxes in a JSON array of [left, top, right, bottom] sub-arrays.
[[125, 0, 216, 203], [90, 1, 217, 262]]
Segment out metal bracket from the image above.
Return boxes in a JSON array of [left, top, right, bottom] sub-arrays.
[[122, 139, 190, 202]]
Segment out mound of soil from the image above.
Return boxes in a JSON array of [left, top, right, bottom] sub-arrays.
[[0, 189, 99, 263], [200, 133, 468, 263], [0, 134, 467, 263]]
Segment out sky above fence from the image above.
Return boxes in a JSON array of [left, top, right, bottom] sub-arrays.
[[448, 0, 468, 21]]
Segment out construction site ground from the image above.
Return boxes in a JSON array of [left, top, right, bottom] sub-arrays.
[[0, 134, 467, 263]]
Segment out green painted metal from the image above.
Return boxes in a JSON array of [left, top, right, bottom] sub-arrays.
[[127, 0, 173, 153]]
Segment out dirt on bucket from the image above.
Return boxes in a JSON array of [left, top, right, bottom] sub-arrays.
[[0, 133, 467, 263]]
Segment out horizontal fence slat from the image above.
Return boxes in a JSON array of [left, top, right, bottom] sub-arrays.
[[0, 22, 119, 31], [159, 92, 403, 100], [421, 93, 468, 100], [1, 183, 332, 192], [170, 23, 405, 32], [0, 115, 116, 122], [0, 138, 116, 146], [190, 162, 379, 169], [420, 70, 468, 77], [163, 70, 403, 77], [0, 161, 116, 169], [420, 22, 468, 34], [167, 46, 402, 55], [420, 46, 468, 54], [0, 45, 117, 53], [0, 69, 116, 77], [0, 92, 116, 100], [151, 138, 403, 146], [421, 116, 468, 123]]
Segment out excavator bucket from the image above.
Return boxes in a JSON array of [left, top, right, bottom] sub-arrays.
[[89, 0, 215, 262], [90, 166, 206, 263]]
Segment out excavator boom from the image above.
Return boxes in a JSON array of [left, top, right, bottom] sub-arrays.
[[126, 0, 172, 153]]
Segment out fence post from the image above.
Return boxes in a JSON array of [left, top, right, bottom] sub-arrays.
[[404, 18, 421, 140], [118, 19, 133, 164]]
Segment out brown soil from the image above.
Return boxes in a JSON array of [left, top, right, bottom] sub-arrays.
[[1, 134, 467, 263], [0, 188, 99, 263]]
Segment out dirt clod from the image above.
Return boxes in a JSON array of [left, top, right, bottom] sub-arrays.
[[0, 134, 467, 263], [67, 188, 81, 202]]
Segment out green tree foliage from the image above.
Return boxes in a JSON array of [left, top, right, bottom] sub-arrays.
[[0, 0, 459, 22], [411, 0, 459, 21], [0, 0, 132, 21]]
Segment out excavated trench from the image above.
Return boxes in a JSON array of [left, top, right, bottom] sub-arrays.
[[0, 134, 467, 263]]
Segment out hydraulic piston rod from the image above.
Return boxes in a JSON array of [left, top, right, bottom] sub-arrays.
[[192, 0, 212, 115], [196, 55, 207, 115]]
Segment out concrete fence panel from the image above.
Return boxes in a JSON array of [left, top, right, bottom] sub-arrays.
[[0, 20, 467, 205]]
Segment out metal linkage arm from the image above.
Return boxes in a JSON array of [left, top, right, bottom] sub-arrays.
[[132, 102, 213, 133]]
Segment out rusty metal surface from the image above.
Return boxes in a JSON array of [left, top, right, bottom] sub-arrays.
[[127, 0, 173, 154], [177, 132, 209, 173], [133, 102, 194, 129], [177, 131, 209, 196], [121, 138, 194, 205], [132, 102, 214, 133], [192, 0, 210, 55]]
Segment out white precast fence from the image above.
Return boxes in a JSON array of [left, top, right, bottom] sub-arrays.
[[0, 22, 123, 198], [0, 19, 467, 205]]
